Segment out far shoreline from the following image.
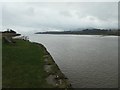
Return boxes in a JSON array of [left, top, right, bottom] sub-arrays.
[[34, 33, 119, 36]]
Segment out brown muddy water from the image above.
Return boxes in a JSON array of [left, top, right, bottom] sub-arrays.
[[29, 34, 118, 88]]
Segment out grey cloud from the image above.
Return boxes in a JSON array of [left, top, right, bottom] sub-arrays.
[[60, 11, 72, 17], [1, 2, 118, 33]]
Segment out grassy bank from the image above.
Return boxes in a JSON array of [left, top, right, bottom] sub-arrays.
[[2, 38, 72, 88], [2, 39, 53, 88], [0, 34, 2, 89]]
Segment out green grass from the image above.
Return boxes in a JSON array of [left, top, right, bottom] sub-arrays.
[[2, 39, 53, 88], [0, 36, 2, 89]]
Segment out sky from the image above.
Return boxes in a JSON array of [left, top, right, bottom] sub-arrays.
[[0, 0, 119, 34]]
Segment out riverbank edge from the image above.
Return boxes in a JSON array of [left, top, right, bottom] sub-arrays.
[[2, 30, 72, 88], [30, 41, 72, 88]]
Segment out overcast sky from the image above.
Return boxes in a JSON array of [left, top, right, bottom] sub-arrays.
[[0, 1, 118, 34]]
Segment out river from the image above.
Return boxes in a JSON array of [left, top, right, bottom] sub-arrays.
[[28, 34, 118, 88]]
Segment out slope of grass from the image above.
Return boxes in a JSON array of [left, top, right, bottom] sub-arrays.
[[0, 35, 2, 89], [2, 39, 53, 88]]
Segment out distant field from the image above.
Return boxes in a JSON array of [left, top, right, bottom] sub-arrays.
[[2, 39, 53, 88]]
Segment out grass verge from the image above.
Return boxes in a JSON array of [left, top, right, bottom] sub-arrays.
[[2, 39, 53, 88]]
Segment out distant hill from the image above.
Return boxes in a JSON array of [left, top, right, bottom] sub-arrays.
[[35, 28, 119, 36]]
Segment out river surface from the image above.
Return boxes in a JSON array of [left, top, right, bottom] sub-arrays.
[[28, 34, 118, 88]]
